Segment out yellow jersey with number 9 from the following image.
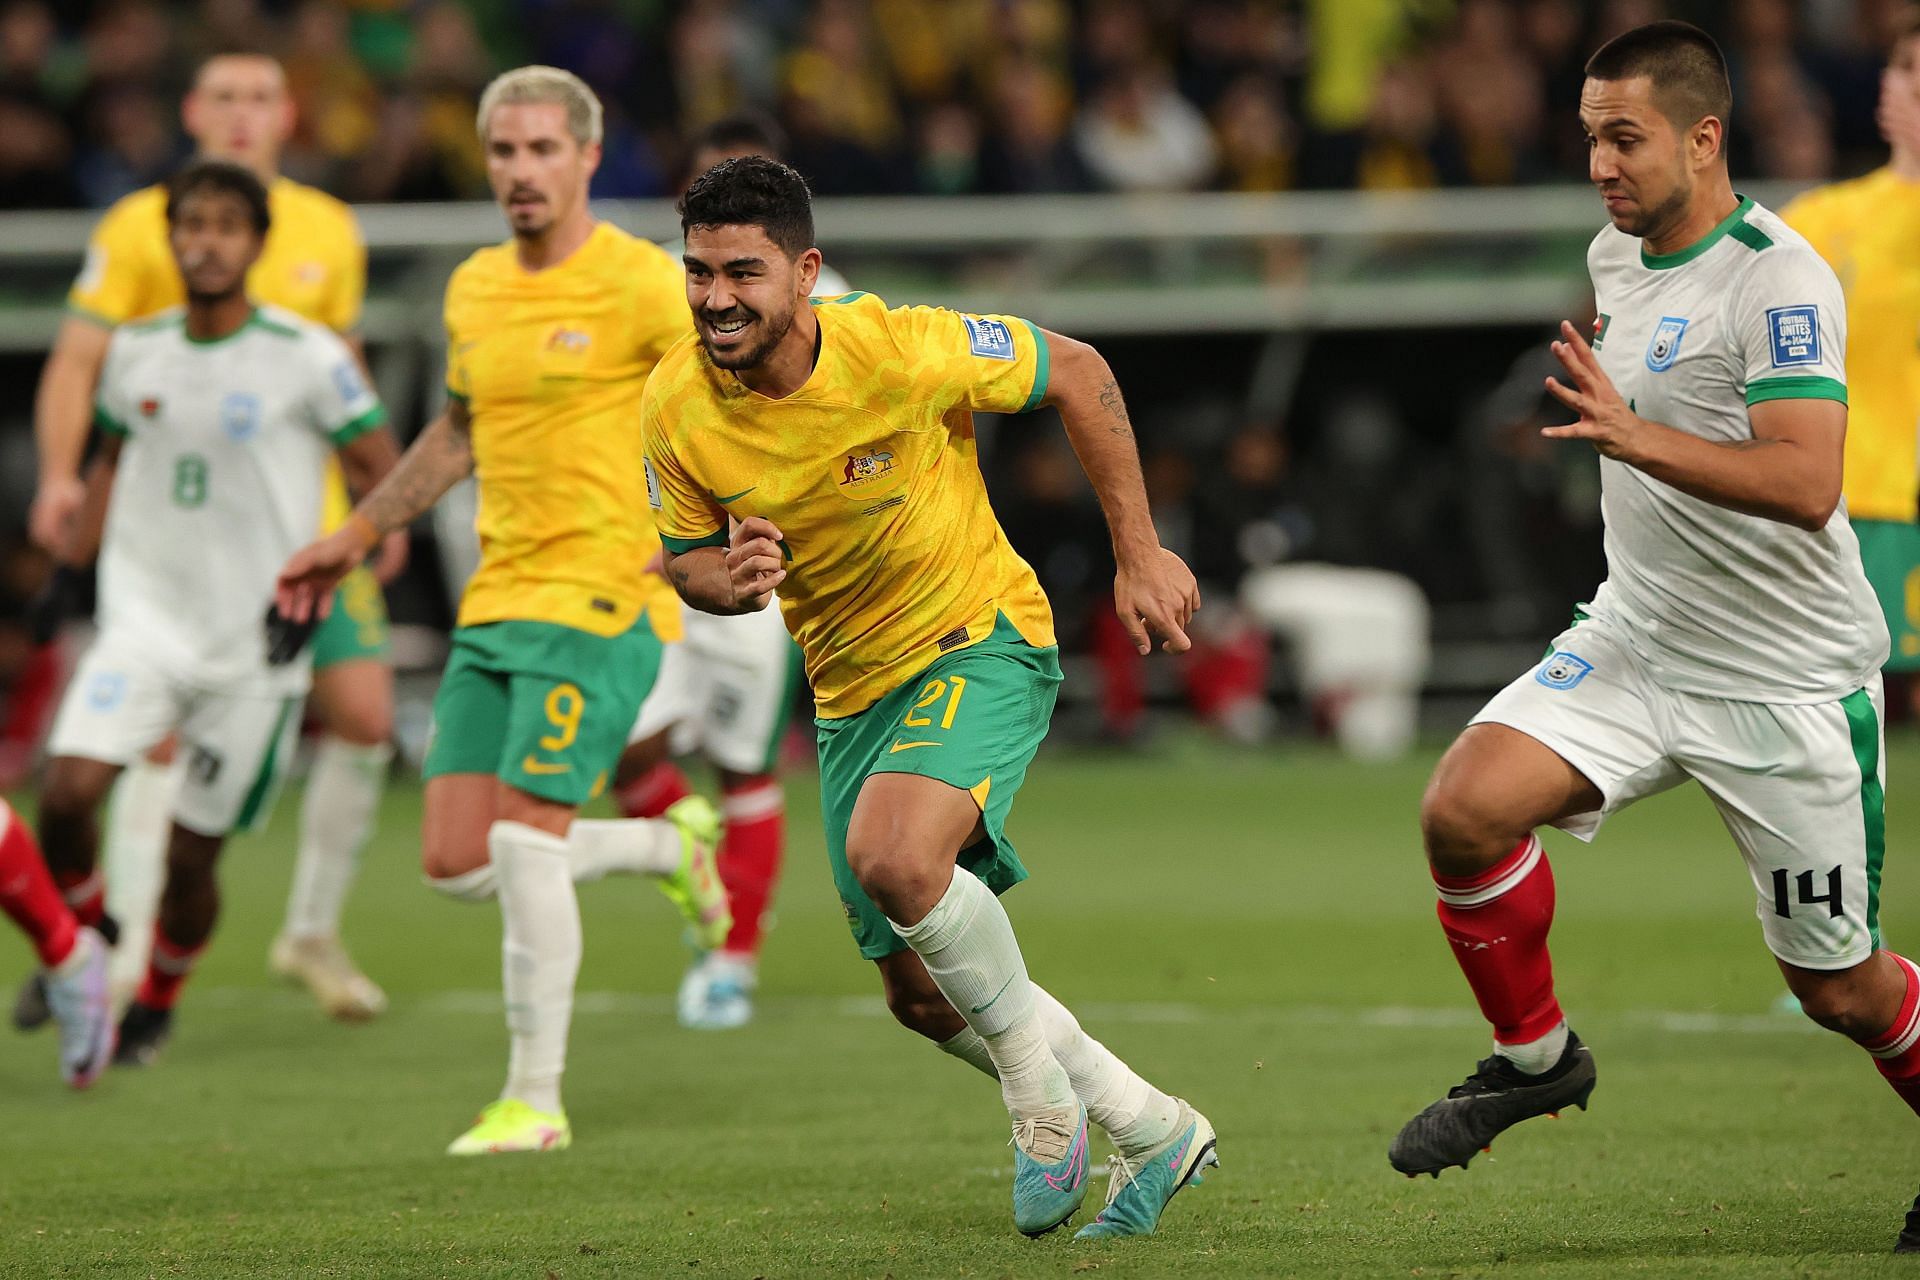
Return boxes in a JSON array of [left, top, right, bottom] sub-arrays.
[[444, 222, 688, 641], [643, 291, 1056, 718], [1782, 168, 1920, 523], [67, 175, 367, 530]]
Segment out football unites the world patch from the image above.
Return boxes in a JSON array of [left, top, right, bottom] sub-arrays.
[[962, 315, 1016, 361], [1644, 316, 1689, 372], [1766, 305, 1820, 367], [1535, 651, 1594, 690]]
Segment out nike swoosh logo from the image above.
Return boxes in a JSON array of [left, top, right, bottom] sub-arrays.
[[970, 974, 1016, 1015], [1043, 1125, 1089, 1192], [520, 756, 571, 775], [714, 487, 756, 504], [889, 740, 941, 753], [1167, 1132, 1192, 1173]]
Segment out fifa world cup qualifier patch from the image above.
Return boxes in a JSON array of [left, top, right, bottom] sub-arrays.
[[962, 315, 1015, 361], [1536, 651, 1594, 690], [1766, 305, 1820, 367]]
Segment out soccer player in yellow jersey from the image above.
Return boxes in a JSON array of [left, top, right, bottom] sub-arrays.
[[645, 158, 1218, 1239], [24, 53, 399, 1022], [276, 67, 728, 1157], [1783, 15, 1920, 700]]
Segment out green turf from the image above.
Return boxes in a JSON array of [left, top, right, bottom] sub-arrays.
[[2, 735, 1918, 1278]]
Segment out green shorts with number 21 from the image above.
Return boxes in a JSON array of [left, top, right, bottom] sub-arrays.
[[816, 613, 1063, 960], [424, 615, 665, 806]]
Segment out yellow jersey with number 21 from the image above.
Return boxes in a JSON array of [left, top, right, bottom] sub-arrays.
[[643, 291, 1056, 718]]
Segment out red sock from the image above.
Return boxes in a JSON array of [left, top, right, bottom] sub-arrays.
[[615, 762, 692, 820], [0, 804, 77, 968], [1434, 834, 1565, 1045], [1862, 952, 1920, 1116], [136, 933, 205, 1011], [717, 779, 784, 956], [51, 867, 105, 930]]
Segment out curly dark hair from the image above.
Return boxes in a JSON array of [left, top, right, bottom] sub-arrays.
[[165, 159, 271, 236], [678, 156, 813, 258]]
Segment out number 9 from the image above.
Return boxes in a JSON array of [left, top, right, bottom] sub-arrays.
[[540, 683, 584, 752]]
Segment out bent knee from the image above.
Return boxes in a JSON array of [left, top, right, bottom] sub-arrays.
[[421, 834, 489, 882], [1418, 779, 1522, 871], [883, 984, 963, 1041], [1791, 977, 1884, 1037]]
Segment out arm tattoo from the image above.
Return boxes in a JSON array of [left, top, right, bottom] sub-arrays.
[[356, 416, 474, 534], [1096, 376, 1133, 439]]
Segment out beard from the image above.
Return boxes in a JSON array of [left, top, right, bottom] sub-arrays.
[[1612, 172, 1691, 241], [701, 303, 795, 371]]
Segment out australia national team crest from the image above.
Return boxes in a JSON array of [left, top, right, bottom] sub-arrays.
[[839, 448, 897, 489], [1536, 651, 1594, 691], [220, 391, 262, 442], [1644, 316, 1689, 372]]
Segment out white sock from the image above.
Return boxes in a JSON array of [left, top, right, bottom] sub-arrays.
[[427, 864, 498, 902], [490, 821, 579, 1116], [936, 987, 1181, 1154], [1032, 985, 1180, 1154], [890, 868, 1073, 1123], [285, 739, 391, 939], [103, 756, 181, 1003], [1493, 1020, 1569, 1075], [565, 817, 683, 881]]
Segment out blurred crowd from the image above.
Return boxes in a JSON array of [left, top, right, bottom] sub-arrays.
[[2, 0, 1916, 210]]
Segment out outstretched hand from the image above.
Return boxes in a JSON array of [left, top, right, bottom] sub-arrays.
[[275, 526, 372, 624], [1115, 546, 1201, 655], [1542, 319, 1644, 461]]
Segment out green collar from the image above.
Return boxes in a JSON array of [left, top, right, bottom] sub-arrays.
[[182, 305, 260, 346], [1640, 195, 1754, 270]]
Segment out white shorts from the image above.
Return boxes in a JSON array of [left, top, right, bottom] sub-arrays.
[[629, 605, 802, 775], [1472, 616, 1885, 971], [47, 636, 301, 837]]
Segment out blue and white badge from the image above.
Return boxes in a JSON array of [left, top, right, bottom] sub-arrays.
[[220, 391, 262, 442], [962, 315, 1015, 361], [331, 361, 367, 405], [1644, 316, 1689, 372], [86, 671, 126, 711], [1766, 304, 1820, 367], [1536, 651, 1594, 690]]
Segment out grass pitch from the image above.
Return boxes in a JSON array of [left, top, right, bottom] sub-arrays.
[[2, 735, 1917, 1278]]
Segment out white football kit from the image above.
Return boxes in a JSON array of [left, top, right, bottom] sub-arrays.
[[1474, 197, 1891, 970], [49, 305, 386, 835]]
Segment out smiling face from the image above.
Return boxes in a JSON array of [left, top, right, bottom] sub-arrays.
[[1580, 73, 1712, 240], [169, 186, 263, 303], [682, 223, 820, 370], [483, 100, 599, 239]]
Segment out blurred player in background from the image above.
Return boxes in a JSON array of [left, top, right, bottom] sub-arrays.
[[1783, 13, 1920, 707], [648, 158, 1216, 1240], [1390, 23, 1920, 1252], [26, 52, 401, 1021], [276, 67, 728, 1157], [40, 161, 399, 1066], [616, 112, 848, 1031]]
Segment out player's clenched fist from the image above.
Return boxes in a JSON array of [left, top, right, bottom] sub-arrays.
[[726, 516, 787, 611], [1115, 545, 1201, 655]]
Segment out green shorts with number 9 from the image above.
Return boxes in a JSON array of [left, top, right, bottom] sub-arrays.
[[816, 613, 1063, 960], [310, 567, 391, 671], [424, 614, 665, 806]]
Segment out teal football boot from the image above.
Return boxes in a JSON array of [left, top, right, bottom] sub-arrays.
[[1010, 1102, 1091, 1236], [1075, 1100, 1218, 1240]]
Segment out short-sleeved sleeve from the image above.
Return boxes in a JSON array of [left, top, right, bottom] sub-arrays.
[[320, 211, 367, 333], [304, 329, 387, 445], [642, 395, 727, 555], [67, 196, 169, 328], [1733, 248, 1849, 408], [884, 304, 1051, 416], [92, 333, 133, 437]]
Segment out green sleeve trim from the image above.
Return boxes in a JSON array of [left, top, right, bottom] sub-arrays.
[[1729, 222, 1773, 252], [93, 405, 129, 437], [329, 404, 388, 446], [444, 387, 468, 404], [661, 530, 728, 554], [64, 302, 119, 330], [817, 290, 869, 305], [1746, 375, 1847, 406], [1018, 319, 1050, 413]]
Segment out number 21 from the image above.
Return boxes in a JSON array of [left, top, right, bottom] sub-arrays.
[[902, 676, 967, 730]]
